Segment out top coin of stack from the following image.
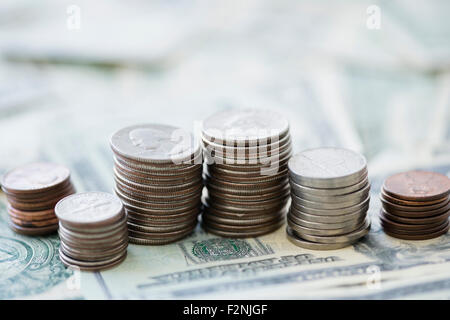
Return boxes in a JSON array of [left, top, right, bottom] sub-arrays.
[[287, 148, 371, 250], [55, 192, 128, 271], [110, 124, 203, 245], [380, 170, 450, 240], [201, 109, 292, 238], [1, 162, 75, 236]]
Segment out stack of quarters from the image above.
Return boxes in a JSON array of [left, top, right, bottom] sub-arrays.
[[1, 162, 75, 236], [287, 148, 371, 250], [56, 192, 128, 271], [380, 171, 450, 240], [110, 124, 203, 245], [201, 109, 292, 238]]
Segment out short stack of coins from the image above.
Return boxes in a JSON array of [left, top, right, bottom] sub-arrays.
[[380, 170, 450, 240], [1, 162, 75, 236], [110, 124, 203, 245], [287, 148, 371, 250], [55, 192, 128, 271], [201, 109, 292, 238]]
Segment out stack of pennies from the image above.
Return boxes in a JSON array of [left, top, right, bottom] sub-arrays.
[[380, 170, 450, 240], [1, 162, 75, 236], [110, 124, 203, 245], [201, 109, 292, 238], [286, 147, 371, 250], [55, 192, 128, 271]]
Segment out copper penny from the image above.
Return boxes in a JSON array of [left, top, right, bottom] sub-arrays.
[[381, 208, 449, 225], [380, 195, 449, 213], [380, 188, 448, 206], [384, 223, 449, 240], [383, 170, 450, 201], [8, 221, 58, 236]]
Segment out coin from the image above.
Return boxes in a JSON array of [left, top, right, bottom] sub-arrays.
[[8, 221, 58, 236], [292, 219, 371, 244], [286, 227, 353, 250], [290, 175, 369, 197], [380, 208, 449, 225], [292, 196, 370, 216], [381, 188, 448, 206], [288, 148, 367, 188], [288, 211, 366, 230], [292, 182, 370, 204], [292, 190, 369, 210], [202, 109, 290, 146], [1, 162, 71, 194], [380, 195, 449, 213], [110, 124, 200, 164], [383, 224, 449, 241], [55, 192, 124, 228], [1, 162, 75, 236], [288, 217, 365, 236], [382, 170, 450, 201], [59, 248, 127, 272], [290, 204, 368, 224], [201, 218, 284, 238]]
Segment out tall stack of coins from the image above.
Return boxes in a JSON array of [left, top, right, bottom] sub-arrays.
[[55, 192, 128, 271], [380, 170, 450, 240], [201, 109, 292, 238], [1, 162, 75, 236], [287, 148, 371, 250], [110, 124, 202, 245]]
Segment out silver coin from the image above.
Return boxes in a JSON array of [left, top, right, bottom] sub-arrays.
[[207, 184, 290, 202], [59, 247, 127, 268], [114, 155, 202, 175], [202, 195, 290, 213], [201, 218, 284, 238], [286, 227, 353, 250], [291, 188, 369, 210], [288, 210, 366, 230], [61, 212, 127, 233], [206, 145, 293, 167], [59, 227, 128, 246], [202, 210, 284, 226], [202, 134, 292, 160], [60, 242, 128, 262], [110, 124, 200, 164], [288, 148, 367, 188], [202, 109, 289, 145], [290, 175, 369, 197], [115, 186, 201, 209], [292, 182, 370, 204], [292, 195, 370, 216], [127, 220, 196, 233], [290, 204, 368, 224], [287, 215, 366, 235], [59, 220, 127, 240], [128, 224, 195, 241], [55, 192, 124, 228], [293, 218, 371, 244]]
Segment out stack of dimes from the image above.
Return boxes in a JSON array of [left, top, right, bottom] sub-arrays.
[[55, 192, 128, 271], [380, 170, 450, 240], [201, 109, 292, 238], [110, 124, 203, 245], [1, 162, 75, 236], [287, 148, 371, 250]]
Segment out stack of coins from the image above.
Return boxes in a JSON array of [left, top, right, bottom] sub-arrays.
[[380, 170, 450, 240], [110, 124, 202, 245], [55, 192, 128, 271], [287, 148, 371, 250], [201, 109, 292, 238], [1, 162, 75, 236]]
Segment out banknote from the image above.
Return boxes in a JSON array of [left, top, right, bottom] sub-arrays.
[[75, 161, 450, 299]]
